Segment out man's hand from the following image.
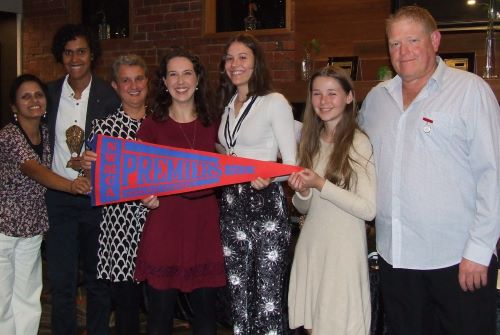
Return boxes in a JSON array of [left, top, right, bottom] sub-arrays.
[[458, 258, 488, 292], [67, 156, 83, 171]]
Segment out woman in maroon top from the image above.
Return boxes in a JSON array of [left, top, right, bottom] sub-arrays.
[[0, 74, 90, 335], [134, 48, 225, 335]]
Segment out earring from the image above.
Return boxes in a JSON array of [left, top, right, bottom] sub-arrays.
[[165, 88, 169, 93], [13, 113, 18, 122], [43, 112, 47, 119], [195, 87, 198, 91]]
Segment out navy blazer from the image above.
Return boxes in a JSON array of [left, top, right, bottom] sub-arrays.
[[46, 76, 120, 156]]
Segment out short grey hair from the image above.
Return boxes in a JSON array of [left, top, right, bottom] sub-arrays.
[[111, 54, 147, 82]]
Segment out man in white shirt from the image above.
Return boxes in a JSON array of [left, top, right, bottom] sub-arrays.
[[360, 6, 500, 335], [45, 24, 120, 335]]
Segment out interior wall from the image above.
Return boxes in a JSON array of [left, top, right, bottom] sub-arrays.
[[20, 0, 499, 103], [0, 12, 18, 127], [0, 0, 23, 14], [294, 0, 497, 81]]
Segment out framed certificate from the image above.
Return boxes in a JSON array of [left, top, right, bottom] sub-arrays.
[[439, 52, 475, 73], [327, 56, 359, 80]]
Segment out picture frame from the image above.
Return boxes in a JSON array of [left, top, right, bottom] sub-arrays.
[[439, 52, 476, 73], [203, 0, 292, 35], [328, 56, 359, 81], [391, 0, 498, 31]]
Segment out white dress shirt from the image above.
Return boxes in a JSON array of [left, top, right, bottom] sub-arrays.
[[52, 75, 91, 179], [360, 57, 500, 269], [218, 92, 296, 168]]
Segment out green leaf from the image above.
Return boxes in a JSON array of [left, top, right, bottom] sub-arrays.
[[310, 38, 320, 54], [304, 38, 320, 54]]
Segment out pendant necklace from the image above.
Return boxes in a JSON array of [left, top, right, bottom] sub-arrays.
[[178, 119, 197, 149]]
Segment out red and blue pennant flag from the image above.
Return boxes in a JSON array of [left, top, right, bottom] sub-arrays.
[[88, 134, 302, 206]]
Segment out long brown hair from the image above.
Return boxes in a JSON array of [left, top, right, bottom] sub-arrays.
[[298, 66, 366, 190], [216, 33, 273, 114], [152, 47, 214, 126]]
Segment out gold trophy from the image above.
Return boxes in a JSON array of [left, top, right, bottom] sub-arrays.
[[65, 125, 85, 170]]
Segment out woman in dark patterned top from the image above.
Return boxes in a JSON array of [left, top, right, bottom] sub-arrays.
[[82, 54, 151, 335], [0, 74, 90, 335]]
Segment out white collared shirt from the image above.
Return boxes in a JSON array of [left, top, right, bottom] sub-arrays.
[[52, 75, 91, 179], [360, 57, 500, 269], [218, 92, 296, 166]]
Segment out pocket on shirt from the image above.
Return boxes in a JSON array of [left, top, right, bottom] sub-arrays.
[[415, 112, 455, 152]]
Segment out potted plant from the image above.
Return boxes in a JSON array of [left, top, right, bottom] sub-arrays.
[[377, 65, 393, 81]]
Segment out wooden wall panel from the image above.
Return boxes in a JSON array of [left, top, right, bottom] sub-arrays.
[[295, 0, 390, 60], [293, 0, 498, 83]]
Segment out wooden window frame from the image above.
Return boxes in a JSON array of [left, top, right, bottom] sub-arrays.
[[202, 0, 292, 37]]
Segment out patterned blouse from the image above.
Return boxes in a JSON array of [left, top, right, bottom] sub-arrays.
[[0, 122, 51, 237], [88, 108, 149, 282]]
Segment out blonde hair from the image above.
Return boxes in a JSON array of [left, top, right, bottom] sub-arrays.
[[386, 5, 438, 34]]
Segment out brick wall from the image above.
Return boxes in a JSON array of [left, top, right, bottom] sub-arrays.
[[22, 0, 297, 87], [22, 0, 72, 81]]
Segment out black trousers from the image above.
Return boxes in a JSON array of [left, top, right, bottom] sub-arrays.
[[45, 190, 110, 335], [110, 281, 142, 335], [146, 284, 217, 335], [379, 255, 497, 335]]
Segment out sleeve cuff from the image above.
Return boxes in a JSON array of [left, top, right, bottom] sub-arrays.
[[463, 239, 495, 266], [295, 189, 312, 200]]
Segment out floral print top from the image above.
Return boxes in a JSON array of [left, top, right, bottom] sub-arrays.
[[0, 122, 51, 237]]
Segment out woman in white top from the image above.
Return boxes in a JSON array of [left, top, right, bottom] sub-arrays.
[[217, 33, 297, 335]]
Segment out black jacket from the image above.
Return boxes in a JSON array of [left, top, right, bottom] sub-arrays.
[[46, 76, 120, 155]]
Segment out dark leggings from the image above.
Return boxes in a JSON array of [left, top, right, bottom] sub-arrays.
[[110, 280, 142, 335], [146, 284, 217, 335]]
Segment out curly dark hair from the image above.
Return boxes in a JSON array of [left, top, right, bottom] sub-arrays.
[[51, 24, 101, 67], [9, 74, 48, 106], [216, 33, 273, 115], [152, 47, 214, 126]]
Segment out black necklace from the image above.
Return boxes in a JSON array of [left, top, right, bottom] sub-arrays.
[[223, 95, 257, 155]]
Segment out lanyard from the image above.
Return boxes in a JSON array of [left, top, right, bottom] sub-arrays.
[[223, 95, 257, 155]]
